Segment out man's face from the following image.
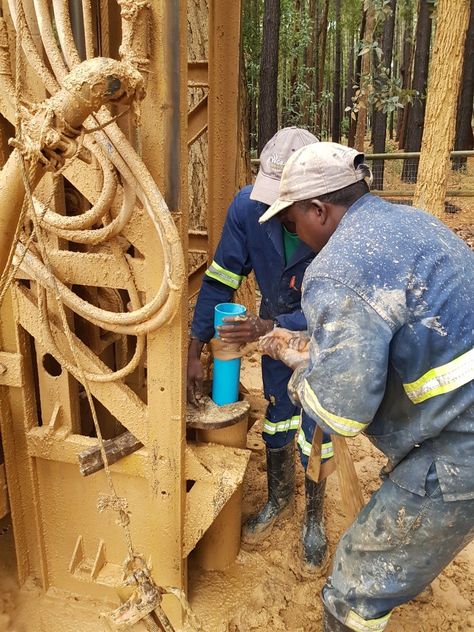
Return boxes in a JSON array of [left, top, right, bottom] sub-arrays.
[[280, 201, 331, 252]]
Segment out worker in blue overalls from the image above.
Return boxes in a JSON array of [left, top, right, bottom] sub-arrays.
[[188, 128, 334, 567], [259, 142, 474, 631]]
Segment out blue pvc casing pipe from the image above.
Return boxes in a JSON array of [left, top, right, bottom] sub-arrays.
[[212, 303, 246, 406]]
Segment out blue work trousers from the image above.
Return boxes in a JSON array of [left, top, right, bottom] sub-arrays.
[[323, 464, 474, 631], [261, 355, 333, 466]]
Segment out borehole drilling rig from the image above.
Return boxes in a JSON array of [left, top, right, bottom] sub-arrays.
[[0, 1, 249, 629]]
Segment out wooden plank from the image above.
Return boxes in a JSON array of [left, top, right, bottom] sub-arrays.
[[0, 462, 9, 519], [26, 429, 148, 477], [333, 435, 364, 524], [77, 431, 143, 476]]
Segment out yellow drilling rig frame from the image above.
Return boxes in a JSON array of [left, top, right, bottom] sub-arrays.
[[0, 1, 247, 630]]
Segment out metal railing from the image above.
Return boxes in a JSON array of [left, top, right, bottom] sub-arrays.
[[250, 150, 474, 208]]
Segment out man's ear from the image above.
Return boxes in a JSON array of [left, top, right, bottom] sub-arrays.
[[309, 199, 328, 224]]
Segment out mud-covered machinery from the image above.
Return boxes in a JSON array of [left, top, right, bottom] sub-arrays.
[[0, 1, 248, 629]]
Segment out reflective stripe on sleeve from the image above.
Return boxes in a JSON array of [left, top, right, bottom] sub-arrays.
[[297, 427, 334, 459], [403, 347, 474, 404], [263, 415, 300, 436], [302, 380, 369, 437], [204, 260, 245, 289], [345, 609, 391, 632]]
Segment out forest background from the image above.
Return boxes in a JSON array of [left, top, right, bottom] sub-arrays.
[[242, 0, 474, 190]]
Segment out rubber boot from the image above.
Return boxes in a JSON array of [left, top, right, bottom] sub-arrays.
[[242, 442, 295, 542], [302, 477, 327, 567], [322, 605, 352, 631]]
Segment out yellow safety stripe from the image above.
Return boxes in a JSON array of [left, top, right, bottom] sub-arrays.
[[345, 609, 391, 632], [303, 380, 369, 437], [297, 427, 334, 459], [263, 415, 300, 436], [404, 347, 474, 404], [205, 260, 244, 290]]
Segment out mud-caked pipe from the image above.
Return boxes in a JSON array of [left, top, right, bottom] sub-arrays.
[[0, 57, 144, 279]]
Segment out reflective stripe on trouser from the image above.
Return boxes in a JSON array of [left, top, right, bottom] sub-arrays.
[[322, 463, 474, 631], [262, 355, 300, 449], [204, 260, 244, 290], [403, 347, 474, 404], [297, 410, 333, 470]]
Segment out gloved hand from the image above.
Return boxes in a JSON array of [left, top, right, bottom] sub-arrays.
[[187, 338, 205, 405], [217, 314, 273, 344], [258, 328, 310, 369]]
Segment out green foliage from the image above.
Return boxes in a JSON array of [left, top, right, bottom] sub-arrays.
[[242, 0, 421, 147]]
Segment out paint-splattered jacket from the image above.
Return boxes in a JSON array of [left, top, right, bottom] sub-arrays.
[[293, 193, 474, 501], [191, 185, 316, 342]]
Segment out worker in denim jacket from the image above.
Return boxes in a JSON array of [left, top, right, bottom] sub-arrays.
[[259, 142, 474, 632]]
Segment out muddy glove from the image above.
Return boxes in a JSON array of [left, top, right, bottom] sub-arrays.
[[217, 314, 273, 344], [258, 328, 310, 369]]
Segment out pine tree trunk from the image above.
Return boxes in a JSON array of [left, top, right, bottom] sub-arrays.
[[258, 0, 281, 153], [372, 0, 397, 189], [304, 0, 317, 128], [354, 1, 375, 152], [401, 0, 432, 183], [348, 6, 366, 148], [453, 0, 474, 170], [413, 0, 470, 218], [331, 0, 342, 143], [315, 0, 329, 135], [397, 2, 414, 147]]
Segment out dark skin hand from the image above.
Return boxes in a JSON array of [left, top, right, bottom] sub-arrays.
[[217, 314, 274, 344]]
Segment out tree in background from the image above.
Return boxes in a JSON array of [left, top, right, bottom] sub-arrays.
[[396, 0, 415, 148], [258, 0, 281, 153], [372, 0, 397, 189], [242, 0, 473, 191], [401, 0, 433, 183], [413, 0, 470, 217], [332, 0, 343, 142], [453, 0, 474, 171]]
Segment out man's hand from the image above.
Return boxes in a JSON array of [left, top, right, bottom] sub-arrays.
[[187, 338, 205, 406], [258, 328, 310, 369], [217, 314, 273, 344]]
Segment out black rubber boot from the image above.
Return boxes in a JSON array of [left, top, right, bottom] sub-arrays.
[[242, 442, 295, 542], [322, 605, 352, 631], [302, 477, 327, 567]]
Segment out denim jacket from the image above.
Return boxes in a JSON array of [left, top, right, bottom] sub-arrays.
[[294, 194, 474, 501]]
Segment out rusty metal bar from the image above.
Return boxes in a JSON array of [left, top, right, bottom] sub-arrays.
[[373, 190, 474, 198], [188, 230, 208, 253], [187, 94, 208, 146], [188, 261, 207, 298], [207, 0, 241, 258], [188, 60, 208, 87]]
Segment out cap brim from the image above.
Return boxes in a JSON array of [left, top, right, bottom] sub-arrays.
[[258, 197, 294, 223], [250, 171, 281, 206]]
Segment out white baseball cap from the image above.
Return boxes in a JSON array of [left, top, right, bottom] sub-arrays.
[[259, 142, 371, 223], [250, 127, 319, 205]]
